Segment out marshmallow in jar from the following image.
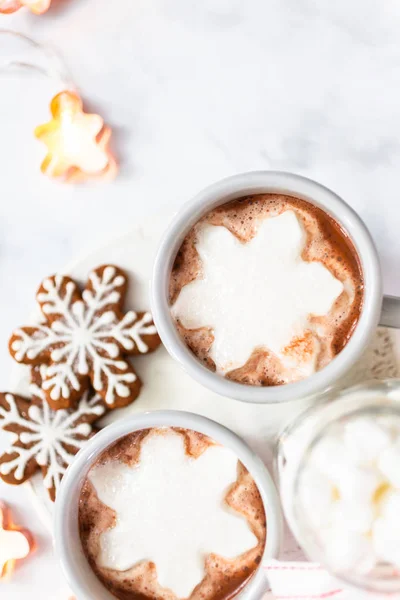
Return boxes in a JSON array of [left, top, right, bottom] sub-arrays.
[[276, 380, 400, 594]]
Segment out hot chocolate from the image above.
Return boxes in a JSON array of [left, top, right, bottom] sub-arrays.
[[79, 427, 266, 600], [170, 194, 363, 386]]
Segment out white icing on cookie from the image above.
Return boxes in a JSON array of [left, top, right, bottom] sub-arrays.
[[172, 211, 343, 375], [11, 266, 157, 405], [0, 386, 105, 494], [89, 430, 257, 598]]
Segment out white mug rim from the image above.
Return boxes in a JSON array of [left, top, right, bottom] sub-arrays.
[[54, 410, 283, 600], [151, 171, 383, 404]]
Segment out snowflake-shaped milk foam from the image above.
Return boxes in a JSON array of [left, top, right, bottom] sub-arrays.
[[89, 430, 258, 598], [0, 381, 105, 500], [172, 210, 344, 375], [9, 265, 160, 410]]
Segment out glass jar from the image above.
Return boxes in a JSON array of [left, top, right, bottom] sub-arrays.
[[276, 379, 400, 594]]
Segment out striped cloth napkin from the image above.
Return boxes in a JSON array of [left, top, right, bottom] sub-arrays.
[[262, 561, 400, 600]]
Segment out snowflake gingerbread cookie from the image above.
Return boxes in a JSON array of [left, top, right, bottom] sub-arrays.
[[0, 366, 106, 501], [9, 265, 161, 410], [0, 502, 33, 579]]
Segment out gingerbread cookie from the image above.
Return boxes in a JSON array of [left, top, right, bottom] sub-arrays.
[[9, 265, 161, 410], [0, 366, 106, 501]]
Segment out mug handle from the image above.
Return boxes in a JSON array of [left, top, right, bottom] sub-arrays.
[[380, 295, 400, 328]]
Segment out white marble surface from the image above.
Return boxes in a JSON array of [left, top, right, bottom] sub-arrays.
[[0, 0, 400, 598]]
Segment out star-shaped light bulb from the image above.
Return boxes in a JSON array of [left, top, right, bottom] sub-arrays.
[[89, 431, 258, 598], [34, 91, 117, 183], [0, 0, 50, 13], [0, 502, 32, 579], [172, 211, 344, 376]]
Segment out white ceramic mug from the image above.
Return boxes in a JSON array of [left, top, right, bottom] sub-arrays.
[[151, 171, 400, 404], [54, 410, 283, 600]]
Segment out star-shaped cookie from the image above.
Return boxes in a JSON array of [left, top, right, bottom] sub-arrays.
[[9, 265, 161, 410]]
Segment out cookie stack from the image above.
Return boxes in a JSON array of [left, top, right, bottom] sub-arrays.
[[0, 265, 160, 500]]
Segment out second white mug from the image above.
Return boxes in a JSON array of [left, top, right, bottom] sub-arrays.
[[151, 171, 399, 404]]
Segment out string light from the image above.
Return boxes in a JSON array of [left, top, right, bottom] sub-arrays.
[[0, 0, 51, 15], [35, 91, 117, 182], [0, 30, 117, 183], [0, 502, 34, 579]]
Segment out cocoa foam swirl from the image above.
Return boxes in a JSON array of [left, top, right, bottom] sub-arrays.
[[79, 428, 266, 600], [169, 194, 364, 386]]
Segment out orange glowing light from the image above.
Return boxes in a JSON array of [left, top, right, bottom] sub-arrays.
[[0, 0, 51, 14], [0, 502, 34, 579], [34, 90, 117, 183]]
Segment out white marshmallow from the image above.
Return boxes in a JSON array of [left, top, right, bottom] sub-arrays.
[[379, 489, 400, 522], [332, 500, 375, 534], [310, 434, 349, 481], [300, 467, 337, 528], [297, 415, 400, 577], [344, 418, 392, 464], [373, 516, 400, 568], [378, 439, 400, 488], [336, 465, 383, 505], [324, 528, 376, 574]]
